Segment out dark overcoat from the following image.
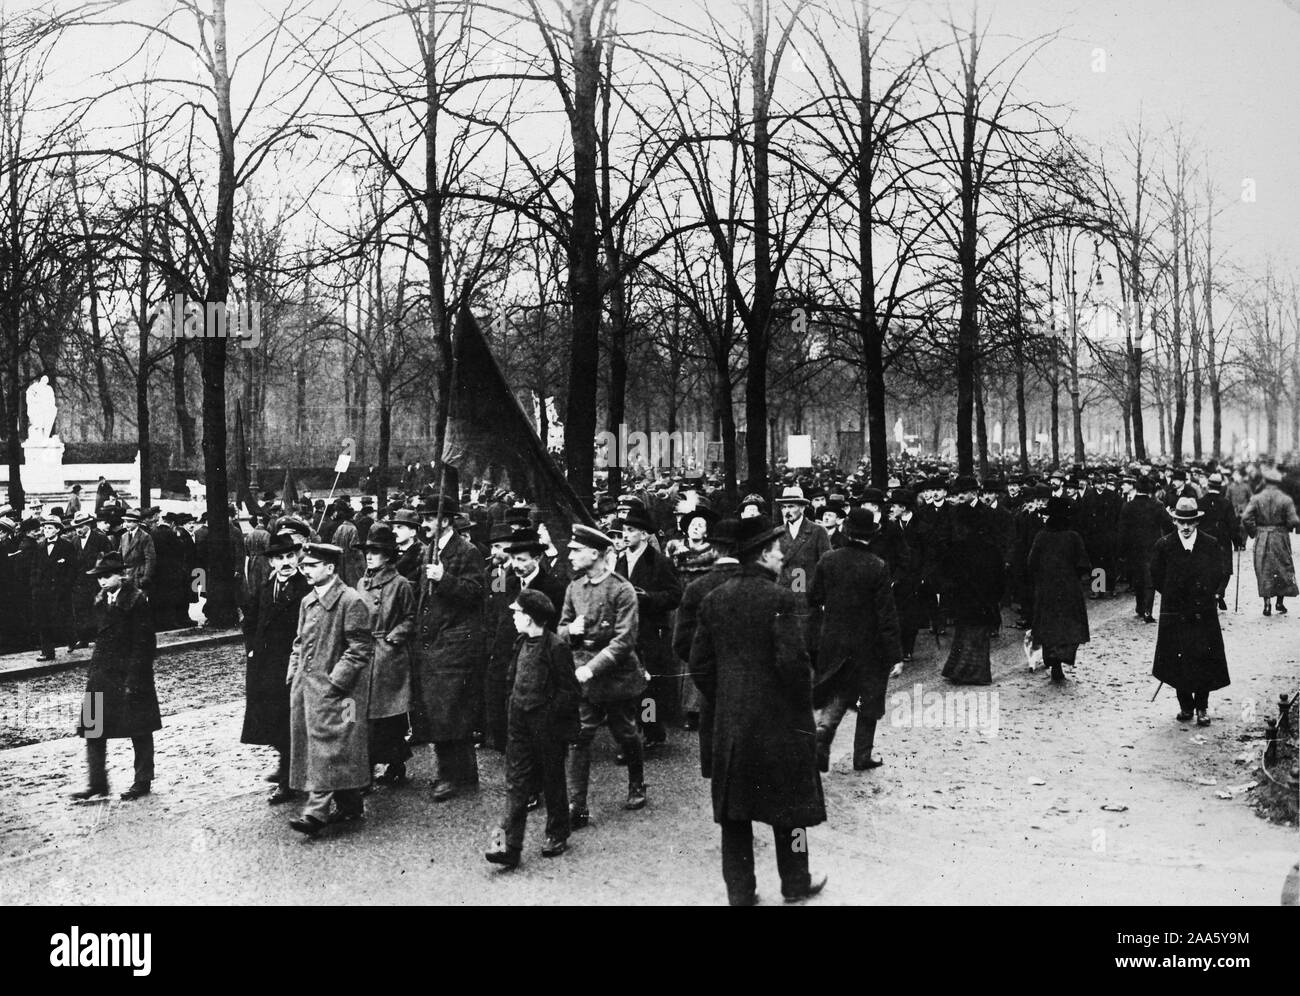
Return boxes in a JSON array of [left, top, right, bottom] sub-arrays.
[[940, 505, 1005, 625], [72, 530, 113, 628], [410, 532, 486, 742], [241, 571, 309, 746], [895, 513, 935, 634], [777, 516, 831, 612], [1197, 492, 1239, 579], [1150, 531, 1230, 692], [690, 565, 826, 828], [77, 581, 160, 739], [615, 543, 682, 678], [1027, 524, 1091, 647], [673, 560, 741, 777], [31, 536, 76, 629], [807, 543, 903, 719], [394, 540, 425, 585], [1118, 494, 1168, 582]]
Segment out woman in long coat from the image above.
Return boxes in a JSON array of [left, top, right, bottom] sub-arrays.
[[357, 525, 416, 785], [1150, 498, 1229, 725], [1027, 497, 1091, 682], [73, 554, 160, 800], [1242, 468, 1300, 614], [940, 504, 1006, 685]]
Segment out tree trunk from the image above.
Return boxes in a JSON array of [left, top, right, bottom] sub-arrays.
[[561, 0, 601, 505], [200, 0, 239, 628], [954, 22, 979, 476], [173, 338, 197, 458]]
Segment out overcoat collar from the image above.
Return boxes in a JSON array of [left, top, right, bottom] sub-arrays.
[[305, 574, 346, 609]]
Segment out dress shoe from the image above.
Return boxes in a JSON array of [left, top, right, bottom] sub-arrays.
[[730, 892, 760, 907], [289, 815, 325, 837], [70, 786, 109, 802], [1176, 710, 1193, 722], [120, 783, 151, 801], [267, 786, 296, 805], [540, 836, 568, 858], [1143, 614, 1155, 624], [1196, 711, 1211, 727], [1276, 600, 1288, 615], [1264, 602, 1272, 616], [485, 830, 521, 868], [569, 806, 590, 829], [1216, 596, 1228, 611], [1050, 662, 1065, 682], [783, 873, 828, 903], [852, 757, 884, 771], [624, 782, 647, 810], [431, 780, 457, 802], [375, 762, 408, 786]]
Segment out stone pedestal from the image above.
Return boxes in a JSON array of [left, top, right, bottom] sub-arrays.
[[21, 435, 66, 493]]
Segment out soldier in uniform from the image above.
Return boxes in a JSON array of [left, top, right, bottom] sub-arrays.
[[560, 524, 648, 826]]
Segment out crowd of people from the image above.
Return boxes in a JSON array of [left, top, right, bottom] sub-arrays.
[[34, 450, 1300, 905]]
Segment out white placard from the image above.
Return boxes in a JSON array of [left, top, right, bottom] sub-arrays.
[[787, 435, 812, 468], [334, 453, 352, 474]]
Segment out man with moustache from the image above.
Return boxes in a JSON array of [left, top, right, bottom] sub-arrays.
[[69, 511, 112, 651], [774, 486, 831, 639], [241, 530, 310, 803], [389, 509, 426, 583]]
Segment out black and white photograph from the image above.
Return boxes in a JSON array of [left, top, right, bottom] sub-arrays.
[[0, 0, 1296, 927]]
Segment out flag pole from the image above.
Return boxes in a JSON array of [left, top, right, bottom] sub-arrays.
[[432, 316, 462, 567]]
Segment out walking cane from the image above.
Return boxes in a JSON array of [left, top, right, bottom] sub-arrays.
[[1234, 546, 1241, 612], [1151, 681, 1164, 703]]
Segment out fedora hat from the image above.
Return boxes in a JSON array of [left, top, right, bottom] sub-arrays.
[[86, 552, 126, 577], [1170, 496, 1204, 522], [489, 523, 516, 544], [1262, 466, 1283, 484], [264, 534, 300, 557], [71, 511, 94, 528], [774, 486, 808, 506], [122, 508, 144, 522], [390, 508, 421, 529], [734, 515, 784, 557]]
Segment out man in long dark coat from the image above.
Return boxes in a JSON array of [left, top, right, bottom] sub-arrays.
[[241, 533, 309, 804], [1027, 497, 1091, 682], [808, 508, 904, 771], [1150, 497, 1230, 726], [1118, 477, 1168, 624], [672, 518, 741, 780], [70, 511, 112, 650], [614, 508, 682, 745], [1197, 473, 1239, 611], [71, 552, 160, 802], [411, 494, 486, 801], [691, 516, 828, 906], [32, 516, 76, 661]]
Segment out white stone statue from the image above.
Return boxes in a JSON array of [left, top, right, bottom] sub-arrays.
[[25, 375, 57, 441]]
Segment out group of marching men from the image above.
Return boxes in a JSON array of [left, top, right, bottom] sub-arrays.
[[58, 454, 1299, 905]]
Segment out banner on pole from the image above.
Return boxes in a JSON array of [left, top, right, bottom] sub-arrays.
[[788, 435, 812, 468]]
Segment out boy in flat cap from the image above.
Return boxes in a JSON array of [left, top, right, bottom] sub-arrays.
[[485, 589, 580, 868]]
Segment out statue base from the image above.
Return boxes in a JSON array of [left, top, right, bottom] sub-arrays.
[[21, 435, 66, 493]]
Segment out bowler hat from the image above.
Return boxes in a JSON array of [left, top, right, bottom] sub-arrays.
[[621, 509, 657, 533], [952, 476, 978, 494], [504, 529, 546, 555], [843, 507, 879, 540], [889, 488, 916, 508], [86, 552, 126, 576], [419, 493, 460, 516], [489, 523, 515, 544]]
